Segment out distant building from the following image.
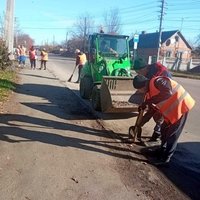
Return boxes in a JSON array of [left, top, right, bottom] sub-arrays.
[[129, 30, 192, 62]]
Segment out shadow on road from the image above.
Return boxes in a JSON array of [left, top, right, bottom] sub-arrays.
[[0, 113, 145, 163], [14, 81, 94, 120]]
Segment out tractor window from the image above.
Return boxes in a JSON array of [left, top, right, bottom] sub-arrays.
[[115, 38, 127, 55], [99, 37, 127, 57], [99, 40, 112, 53]]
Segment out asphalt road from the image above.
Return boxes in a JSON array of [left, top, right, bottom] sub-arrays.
[[173, 76, 200, 137]]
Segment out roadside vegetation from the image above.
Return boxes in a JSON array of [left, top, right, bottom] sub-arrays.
[[0, 70, 16, 101], [0, 40, 16, 102]]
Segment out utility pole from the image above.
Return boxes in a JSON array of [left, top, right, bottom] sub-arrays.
[[157, 0, 165, 62], [4, 0, 15, 53]]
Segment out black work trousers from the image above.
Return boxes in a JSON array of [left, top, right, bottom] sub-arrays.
[[30, 59, 36, 69], [77, 66, 83, 83], [160, 112, 188, 161], [40, 60, 47, 70]]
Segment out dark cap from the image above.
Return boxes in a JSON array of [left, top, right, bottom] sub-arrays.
[[133, 57, 147, 70], [133, 75, 149, 89]]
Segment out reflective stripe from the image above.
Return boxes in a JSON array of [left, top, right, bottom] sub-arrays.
[[162, 91, 189, 116], [149, 76, 195, 124], [172, 84, 181, 94], [157, 83, 181, 108]]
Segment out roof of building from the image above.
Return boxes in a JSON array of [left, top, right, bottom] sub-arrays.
[[129, 30, 192, 49]]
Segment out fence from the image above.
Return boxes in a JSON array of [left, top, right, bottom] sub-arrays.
[[148, 56, 200, 71]]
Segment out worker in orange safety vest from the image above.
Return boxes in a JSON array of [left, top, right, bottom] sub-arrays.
[[75, 49, 87, 83], [132, 75, 195, 165], [133, 57, 172, 142]]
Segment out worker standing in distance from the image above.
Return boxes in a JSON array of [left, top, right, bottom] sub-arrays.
[[75, 49, 87, 83], [132, 75, 195, 165], [40, 48, 48, 70], [17, 45, 26, 68], [133, 57, 172, 142], [29, 46, 37, 70]]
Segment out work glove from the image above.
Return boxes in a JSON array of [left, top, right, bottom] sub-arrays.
[[138, 102, 147, 112]]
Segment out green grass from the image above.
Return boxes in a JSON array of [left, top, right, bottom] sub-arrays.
[[0, 70, 16, 101]]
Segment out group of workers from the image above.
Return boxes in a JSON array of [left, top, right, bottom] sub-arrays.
[[132, 58, 195, 166], [15, 45, 48, 70]]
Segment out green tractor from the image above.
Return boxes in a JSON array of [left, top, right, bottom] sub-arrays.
[[80, 33, 140, 113]]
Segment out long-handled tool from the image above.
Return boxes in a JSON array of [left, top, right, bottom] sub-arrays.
[[67, 65, 78, 82], [128, 108, 145, 143], [128, 94, 146, 143]]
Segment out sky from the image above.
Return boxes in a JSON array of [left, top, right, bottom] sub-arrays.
[[1, 0, 200, 46]]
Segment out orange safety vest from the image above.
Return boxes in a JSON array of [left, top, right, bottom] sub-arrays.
[[29, 49, 36, 59], [147, 76, 195, 124], [78, 53, 87, 65], [41, 51, 48, 61]]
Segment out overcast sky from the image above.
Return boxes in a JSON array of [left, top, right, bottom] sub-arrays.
[[1, 0, 200, 45]]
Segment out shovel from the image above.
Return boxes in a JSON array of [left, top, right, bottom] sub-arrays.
[[67, 65, 78, 82], [128, 108, 145, 143], [128, 94, 146, 143]]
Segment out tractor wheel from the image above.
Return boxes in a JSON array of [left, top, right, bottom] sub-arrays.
[[80, 76, 93, 99], [91, 85, 102, 111]]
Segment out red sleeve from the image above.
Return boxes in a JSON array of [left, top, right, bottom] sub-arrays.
[[76, 55, 80, 66]]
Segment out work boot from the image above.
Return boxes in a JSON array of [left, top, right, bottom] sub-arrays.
[[141, 147, 162, 158], [149, 132, 161, 142], [152, 157, 171, 167]]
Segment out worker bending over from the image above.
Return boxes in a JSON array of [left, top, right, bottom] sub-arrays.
[[133, 75, 195, 165], [133, 58, 172, 142]]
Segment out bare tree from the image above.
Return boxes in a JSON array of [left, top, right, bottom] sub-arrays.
[[192, 34, 200, 58], [73, 13, 95, 51], [17, 33, 34, 49], [13, 18, 34, 49], [103, 8, 121, 34], [195, 34, 200, 45]]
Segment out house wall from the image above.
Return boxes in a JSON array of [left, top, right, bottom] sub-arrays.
[[136, 33, 191, 62], [161, 34, 191, 60], [137, 48, 157, 60]]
